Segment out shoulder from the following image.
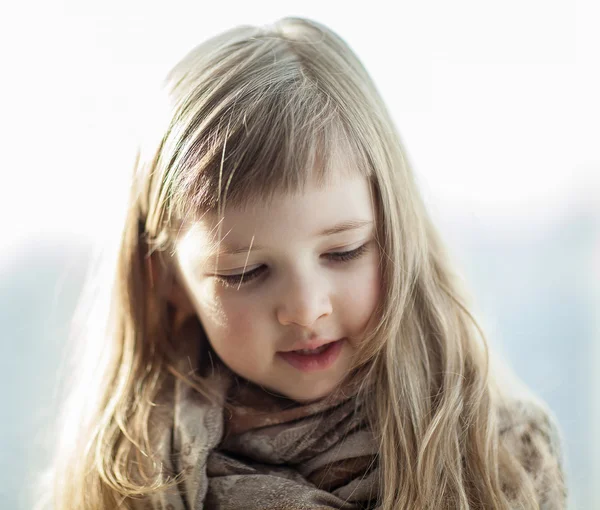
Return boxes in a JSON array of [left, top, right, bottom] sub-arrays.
[[497, 395, 564, 461], [497, 393, 569, 509]]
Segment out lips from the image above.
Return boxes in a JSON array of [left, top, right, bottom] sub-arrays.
[[277, 339, 345, 372], [283, 338, 341, 353]]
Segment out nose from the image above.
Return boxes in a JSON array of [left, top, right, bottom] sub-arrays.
[[276, 269, 333, 327]]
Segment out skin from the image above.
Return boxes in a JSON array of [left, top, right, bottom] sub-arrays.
[[168, 172, 381, 403]]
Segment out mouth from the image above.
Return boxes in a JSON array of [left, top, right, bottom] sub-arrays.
[[282, 338, 341, 353], [277, 338, 345, 372]]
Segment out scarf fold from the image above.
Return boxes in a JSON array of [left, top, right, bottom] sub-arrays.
[[130, 324, 567, 509], [135, 335, 379, 510]]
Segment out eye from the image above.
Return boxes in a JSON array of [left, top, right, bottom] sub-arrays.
[[214, 265, 267, 288], [324, 243, 369, 263], [213, 243, 370, 289]]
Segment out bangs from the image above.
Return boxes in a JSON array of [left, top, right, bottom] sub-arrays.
[[168, 70, 373, 226]]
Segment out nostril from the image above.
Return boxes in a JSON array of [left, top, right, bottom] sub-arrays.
[[276, 302, 332, 327]]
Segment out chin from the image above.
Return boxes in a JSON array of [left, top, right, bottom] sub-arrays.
[[281, 383, 339, 404], [290, 394, 325, 404]]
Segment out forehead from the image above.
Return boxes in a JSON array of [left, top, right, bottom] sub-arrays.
[[178, 173, 374, 254], [237, 169, 371, 215], [172, 115, 374, 220]]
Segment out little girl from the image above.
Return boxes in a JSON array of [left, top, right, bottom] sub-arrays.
[[38, 17, 568, 510]]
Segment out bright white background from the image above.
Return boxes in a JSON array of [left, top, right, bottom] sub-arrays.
[[0, 1, 598, 508], [0, 0, 598, 249]]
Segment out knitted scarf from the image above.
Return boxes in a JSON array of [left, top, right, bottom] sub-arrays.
[[131, 333, 379, 510], [130, 323, 567, 509]]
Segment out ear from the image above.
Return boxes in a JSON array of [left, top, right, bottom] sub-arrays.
[[148, 252, 196, 330]]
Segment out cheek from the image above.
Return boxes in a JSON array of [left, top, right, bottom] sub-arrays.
[[205, 291, 265, 352], [338, 257, 381, 330]]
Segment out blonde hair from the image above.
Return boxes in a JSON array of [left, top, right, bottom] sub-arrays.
[[35, 17, 552, 509]]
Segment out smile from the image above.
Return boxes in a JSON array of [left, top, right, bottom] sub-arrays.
[[277, 339, 345, 372]]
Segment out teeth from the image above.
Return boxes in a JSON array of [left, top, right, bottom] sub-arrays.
[[295, 344, 329, 355]]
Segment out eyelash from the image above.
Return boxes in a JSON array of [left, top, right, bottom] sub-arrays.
[[214, 243, 369, 288]]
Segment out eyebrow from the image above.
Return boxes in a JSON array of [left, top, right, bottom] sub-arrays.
[[214, 219, 374, 256]]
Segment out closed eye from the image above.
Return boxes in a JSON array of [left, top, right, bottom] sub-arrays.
[[325, 243, 369, 263], [214, 243, 370, 289], [215, 265, 266, 288]]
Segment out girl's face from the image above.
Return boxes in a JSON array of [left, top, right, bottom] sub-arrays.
[[173, 172, 381, 403]]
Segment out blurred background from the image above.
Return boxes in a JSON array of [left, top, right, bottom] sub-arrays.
[[0, 1, 597, 508]]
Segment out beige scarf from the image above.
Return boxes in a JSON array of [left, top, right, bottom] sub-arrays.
[[133, 330, 380, 510], [131, 322, 567, 509]]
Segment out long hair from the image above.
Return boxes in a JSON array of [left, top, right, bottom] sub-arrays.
[[35, 17, 551, 509]]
